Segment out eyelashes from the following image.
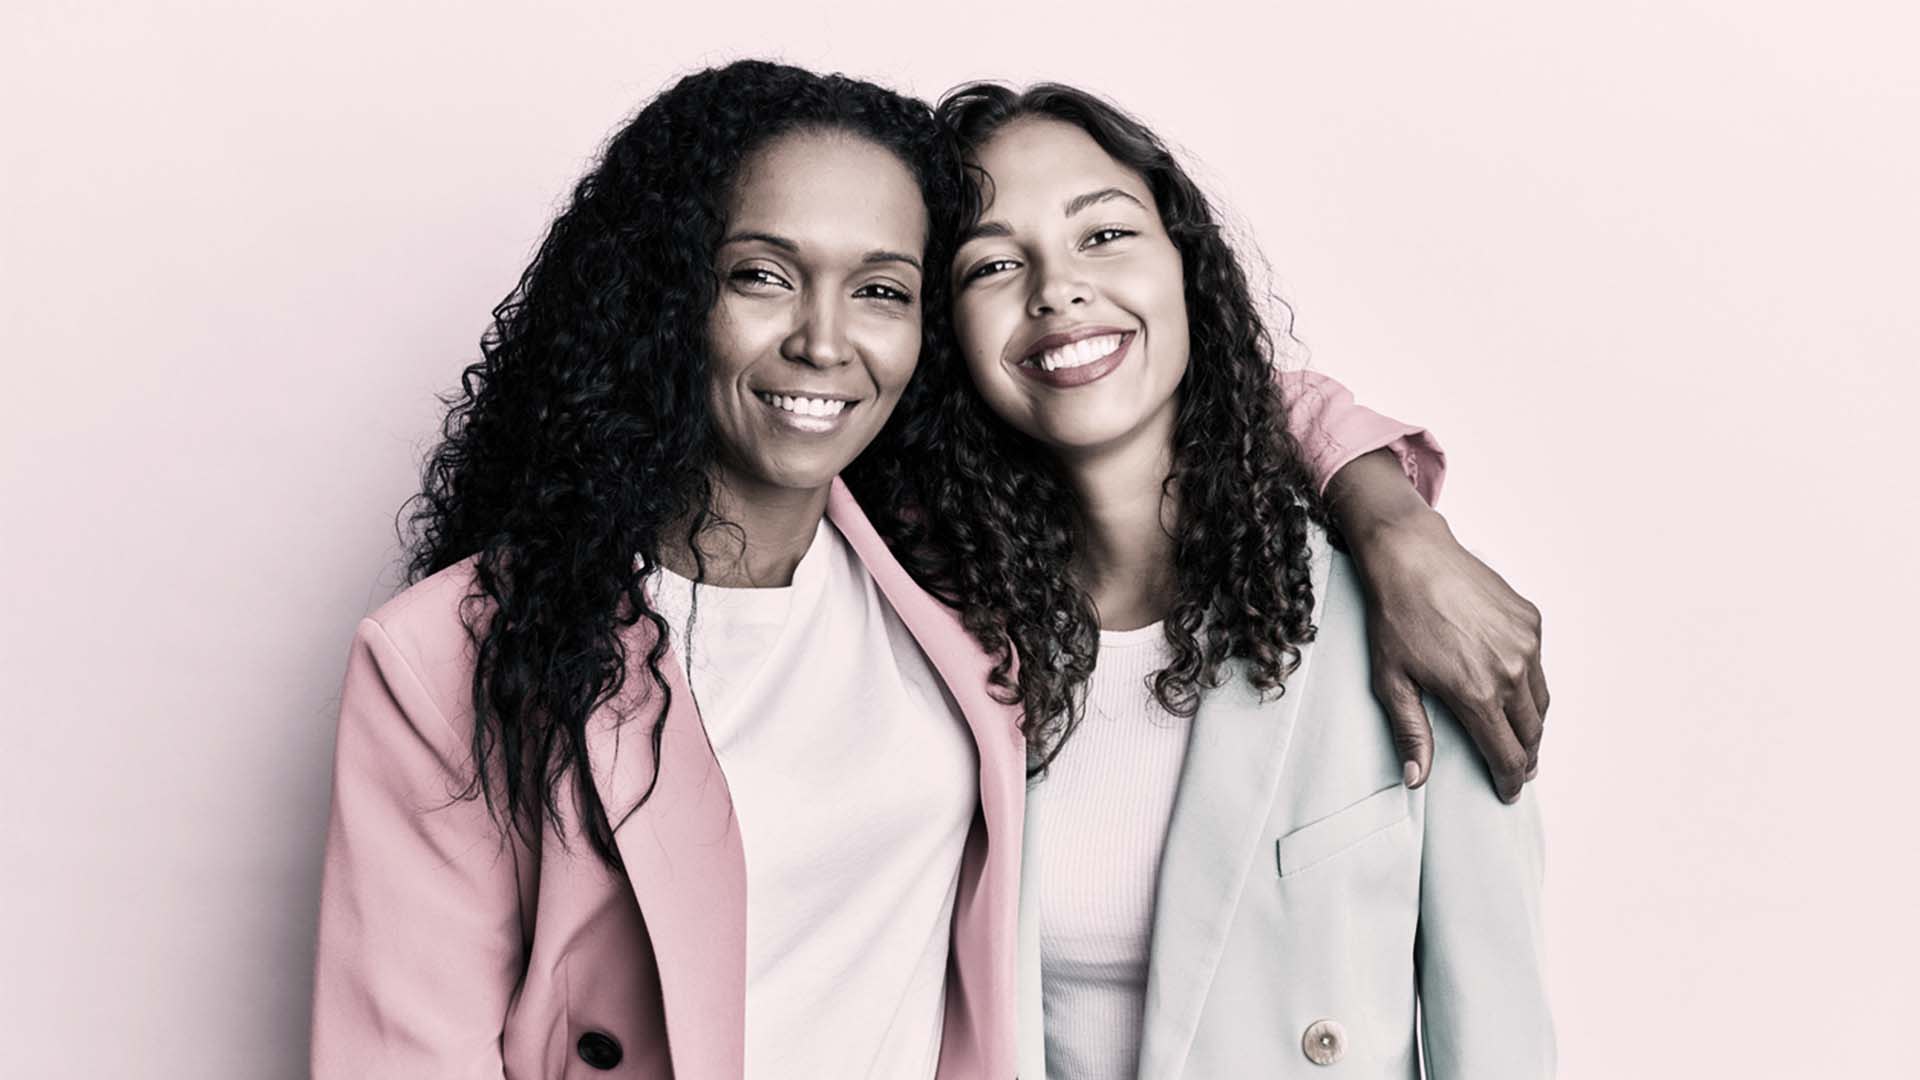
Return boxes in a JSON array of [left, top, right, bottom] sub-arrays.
[[854, 282, 915, 304], [963, 258, 1021, 283], [960, 226, 1141, 285], [727, 268, 913, 305], [729, 267, 791, 290]]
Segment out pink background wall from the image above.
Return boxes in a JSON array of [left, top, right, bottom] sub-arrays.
[[5, 2, 1914, 1075]]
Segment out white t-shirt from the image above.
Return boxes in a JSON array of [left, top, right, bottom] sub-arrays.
[[1031, 622, 1192, 1080], [647, 519, 979, 1079]]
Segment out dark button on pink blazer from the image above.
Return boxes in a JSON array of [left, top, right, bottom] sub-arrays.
[[310, 370, 1434, 1078], [311, 481, 1028, 1079]]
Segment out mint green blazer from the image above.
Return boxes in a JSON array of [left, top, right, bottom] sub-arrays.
[[1017, 535, 1554, 1078]]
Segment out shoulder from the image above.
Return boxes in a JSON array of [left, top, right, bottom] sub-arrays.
[[1263, 530, 1401, 779], [1304, 527, 1370, 678], [1298, 532, 1512, 808], [354, 554, 489, 728], [369, 553, 486, 637]]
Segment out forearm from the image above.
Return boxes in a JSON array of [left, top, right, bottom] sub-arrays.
[[1324, 447, 1445, 556]]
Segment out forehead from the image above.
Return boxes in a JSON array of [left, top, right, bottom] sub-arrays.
[[729, 131, 928, 252], [972, 117, 1151, 214]]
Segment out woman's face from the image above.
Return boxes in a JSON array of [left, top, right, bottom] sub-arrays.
[[950, 117, 1188, 458], [706, 131, 927, 500]]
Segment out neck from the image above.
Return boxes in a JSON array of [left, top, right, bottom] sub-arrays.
[[659, 469, 831, 587], [1056, 421, 1181, 632]]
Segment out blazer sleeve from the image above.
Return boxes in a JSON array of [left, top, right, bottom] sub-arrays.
[[1415, 696, 1556, 1078], [310, 617, 525, 1080], [1279, 369, 1447, 505]]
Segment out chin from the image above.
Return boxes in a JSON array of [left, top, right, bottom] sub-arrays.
[[766, 462, 847, 492], [1029, 418, 1133, 453]]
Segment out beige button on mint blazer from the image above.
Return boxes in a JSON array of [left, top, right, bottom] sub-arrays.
[[1016, 533, 1554, 1079]]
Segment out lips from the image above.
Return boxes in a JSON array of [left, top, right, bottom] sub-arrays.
[[753, 390, 859, 434], [1013, 329, 1133, 389], [755, 391, 852, 418], [1028, 332, 1126, 373]]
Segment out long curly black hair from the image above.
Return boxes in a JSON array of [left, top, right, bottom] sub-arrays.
[[402, 60, 965, 868], [859, 83, 1326, 768]]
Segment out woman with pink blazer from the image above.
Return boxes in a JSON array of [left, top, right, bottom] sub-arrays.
[[312, 60, 1543, 1079]]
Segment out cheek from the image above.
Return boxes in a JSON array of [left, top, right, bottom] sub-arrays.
[[705, 298, 764, 392], [844, 311, 924, 402], [953, 296, 1018, 388], [1157, 278, 1190, 373], [1127, 254, 1189, 374], [1120, 251, 1185, 317]]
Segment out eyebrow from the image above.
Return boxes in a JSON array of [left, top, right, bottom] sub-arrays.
[[958, 220, 1012, 245], [959, 187, 1150, 246], [862, 250, 923, 272], [719, 231, 922, 272], [720, 230, 800, 253], [1063, 187, 1148, 217]]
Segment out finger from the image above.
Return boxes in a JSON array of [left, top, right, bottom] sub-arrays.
[[1373, 671, 1434, 788], [1506, 688, 1545, 779], [1445, 692, 1530, 804], [1524, 654, 1549, 782], [1527, 653, 1551, 723]]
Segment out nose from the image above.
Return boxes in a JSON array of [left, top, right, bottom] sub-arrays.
[[1026, 256, 1091, 317], [781, 291, 853, 369]]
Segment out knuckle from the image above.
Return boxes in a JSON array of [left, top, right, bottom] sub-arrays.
[[1466, 679, 1503, 710], [1374, 675, 1419, 707]]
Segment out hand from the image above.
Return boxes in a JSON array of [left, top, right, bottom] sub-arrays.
[[1349, 507, 1548, 802]]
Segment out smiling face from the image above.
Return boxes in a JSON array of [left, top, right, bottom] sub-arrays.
[[950, 117, 1189, 458], [706, 130, 927, 503]]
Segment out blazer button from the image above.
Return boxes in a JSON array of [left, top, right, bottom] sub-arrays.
[[1302, 1018, 1347, 1066], [577, 1031, 623, 1070]]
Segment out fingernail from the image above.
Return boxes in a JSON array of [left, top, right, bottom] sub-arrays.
[[1402, 761, 1422, 787], [1526, 762, 1539, 782]]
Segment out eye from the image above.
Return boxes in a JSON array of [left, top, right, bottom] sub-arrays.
[[854, 281, 915, 304], [962, 257, 1022, 284], [1084, 227, 1136, 248], [729, 267, 792, 291]]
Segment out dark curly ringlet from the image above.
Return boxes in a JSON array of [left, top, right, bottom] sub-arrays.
[[881, 83, 1327, 769], [402, 59, 967, 869]]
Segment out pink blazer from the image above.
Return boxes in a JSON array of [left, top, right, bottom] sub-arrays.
[[309, 370, 1439, 1079]]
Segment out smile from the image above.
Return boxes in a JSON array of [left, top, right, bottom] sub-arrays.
[[754, 391, 857, 433], [1026, 332, 1123, 372], [1016, 331, 1133, 389]]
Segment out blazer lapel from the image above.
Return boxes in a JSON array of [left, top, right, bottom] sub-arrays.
[[827, 479, 1025, 1077], [589, 615, 748, 1078], [1135, 539, 1333, 1079], [826, 479, 1024, 855], [1016, 775, 1049, 1080], [577, 480, 1025, 1080]]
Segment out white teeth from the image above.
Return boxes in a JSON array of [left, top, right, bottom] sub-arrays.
[[759, 393, 848, 417], [1034, 333, 1122, 372]]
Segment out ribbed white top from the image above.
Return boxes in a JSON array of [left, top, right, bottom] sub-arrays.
[[1030, 622, 1192, 1080]]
